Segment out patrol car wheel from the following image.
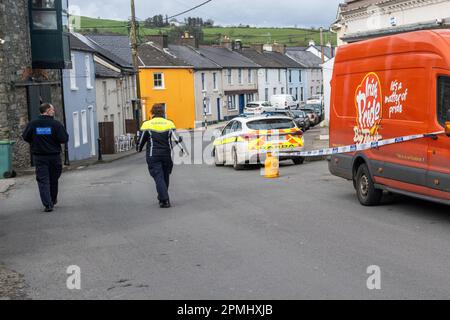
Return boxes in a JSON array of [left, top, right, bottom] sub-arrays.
[[214, 148, 224, 166], [232, 148, 244, 170], [355, 164, 382, 206]]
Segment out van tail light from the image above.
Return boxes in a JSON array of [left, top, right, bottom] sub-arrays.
[[445, 121, 450, 137]]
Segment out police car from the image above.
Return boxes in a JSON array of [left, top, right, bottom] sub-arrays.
[[213, 115, 305, 170]]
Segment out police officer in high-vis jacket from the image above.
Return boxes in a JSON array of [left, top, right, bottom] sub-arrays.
[[138, 104, 184, 208], [22, 103, 69, 212]]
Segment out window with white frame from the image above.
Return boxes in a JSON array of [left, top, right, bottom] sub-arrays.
[[289, 70, 292, 83], [85, 55, 92, 89], [248, 69, 252, 84], [265, 69, 268, 83], [281, 87, 285, 94], [289, 88, 293, 95], [273, 88, 277, 95], [227, 95, 233, 110], [301, 87, 304, 101], [265, 88, 269, 101], [278, 69, 281, 83], [238, 69, 243, 84], [153, 73, 164, 89], [295, 87, 298, 100], [73, 112, 80, 148], [70, 53, 78, 90], [81, 109, 88, 144], [213, 72, 218, 90], [299, 70, 302, 82], [203, 98, 211, 114], [201, 73, 206, 91], [227, 68, 232, 84]]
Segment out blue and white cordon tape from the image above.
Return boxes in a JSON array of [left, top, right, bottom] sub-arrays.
[[275, 131, 445, 158]]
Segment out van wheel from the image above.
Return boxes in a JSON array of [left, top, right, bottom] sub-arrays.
[[292, 157, 304, 165], [232, 149, 244, 170], [355, 164, 382, 206], [214, 148, 224, 166]]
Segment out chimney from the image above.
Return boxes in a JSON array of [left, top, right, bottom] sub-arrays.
[[233, 39, 243, 51], [263, 44, 273, 52], [221, 36, 232, 50], [308, 39, 316, 47], [250, 44, 264, 53], [181, 31, 198, 48], [272, 43, 286, 55], [143, 35, 168, 49]]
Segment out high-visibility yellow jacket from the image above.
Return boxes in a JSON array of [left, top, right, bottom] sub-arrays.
[[138, 117, 179, 158]]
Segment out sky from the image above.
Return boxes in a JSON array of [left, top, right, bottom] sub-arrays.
[[69, 0, 342, 28]]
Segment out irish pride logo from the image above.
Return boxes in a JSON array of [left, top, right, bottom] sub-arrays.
[[353, 73, 383, 144]]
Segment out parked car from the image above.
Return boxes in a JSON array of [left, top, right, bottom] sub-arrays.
[[307, 103, 323, 121], [306, 95, 323, 106], [270, 94, 298, 109], [261, 108, 306, 132], [244, 101, 272, 114], [290, 109, 311, 131], [213, 115, 305, 169], [300, 107, 319, 126]]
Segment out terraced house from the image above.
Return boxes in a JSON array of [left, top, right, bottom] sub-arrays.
[[198, 43, 259, 117]]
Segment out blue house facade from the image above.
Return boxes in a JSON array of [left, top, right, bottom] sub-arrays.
[[63, 33, 98, 161]]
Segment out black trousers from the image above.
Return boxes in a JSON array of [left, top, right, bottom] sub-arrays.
[[33, 154, 62, 208], [147, 156, 173, 202]]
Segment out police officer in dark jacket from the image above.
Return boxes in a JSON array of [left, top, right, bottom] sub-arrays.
[[22, 103, 69, 212], [138, 104, 184, 208]]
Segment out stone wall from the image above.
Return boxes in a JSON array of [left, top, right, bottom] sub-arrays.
[[0, 0, 63, 168]]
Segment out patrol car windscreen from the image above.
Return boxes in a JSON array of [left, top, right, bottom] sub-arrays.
[[247, 118, 296, 130]]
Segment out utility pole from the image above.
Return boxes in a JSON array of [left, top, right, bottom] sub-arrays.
[[320, 27, 325, 96], [130, 0, 142, 126]]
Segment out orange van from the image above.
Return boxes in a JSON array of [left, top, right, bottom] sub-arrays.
[[329, 30, 450, 206]]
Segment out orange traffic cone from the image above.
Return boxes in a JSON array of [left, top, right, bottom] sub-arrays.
[[264, 152, 279, 178]]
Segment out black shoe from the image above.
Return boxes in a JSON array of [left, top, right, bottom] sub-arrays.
[[160, 200, 171, 208], [44, 206, 54, 213], [53, 199, 58, 206]]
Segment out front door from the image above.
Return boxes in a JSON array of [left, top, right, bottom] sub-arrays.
[[427, 72, 450, 199], [239, 94, 245, 114], [27, 84, 52, 121]]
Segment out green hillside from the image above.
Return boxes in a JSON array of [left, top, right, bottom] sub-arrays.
[[73, 16, 336, 47]]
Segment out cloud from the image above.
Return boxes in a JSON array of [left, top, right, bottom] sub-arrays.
[[69, 0, 341, 27]]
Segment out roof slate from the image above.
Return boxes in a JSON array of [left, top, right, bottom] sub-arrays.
[[167, 45, 221, 69], [197, 47, 260, 68], [286, 50, 323, 68], [69, 33, 95, 53], [87, 34, 134, 66], [94, 62, 122, 78], [137, 43, 189, 67]]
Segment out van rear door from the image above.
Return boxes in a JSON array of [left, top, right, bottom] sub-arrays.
[[427, 73, 450, 198]]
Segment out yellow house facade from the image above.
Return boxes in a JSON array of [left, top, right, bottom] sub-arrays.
[[138, 43, 196, 130]]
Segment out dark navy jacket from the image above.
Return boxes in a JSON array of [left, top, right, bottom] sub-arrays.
[[22, 115, 69, 155]]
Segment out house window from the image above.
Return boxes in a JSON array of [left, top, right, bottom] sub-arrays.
[[227, 68, 232, 84], [301, 87, 304, 101], [85, 55, 92, 89], [153, 73, 164, 89], [299, 70, 302, 82], [102, 81, 107, 108], [289, 88, 293, 95], [238, 69, 243, 84], [248, 69, 252, 84], [265, 88, 269, 101], [265, 69, 269, 83], [213, 72, 218, 90], [289, 70, 292, 83], [73, 112, 80, 148], [201, 73, 206, 91], [295, 87, 298, 100], [70, 53, 77, 90], [281, 87, 285, 94], [273, 88, 277, 95], [204, 98, 211, 115], [81, 109, 88, 144], [278, 69, 281, 83]]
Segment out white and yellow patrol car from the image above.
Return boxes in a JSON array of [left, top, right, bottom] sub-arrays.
[[213, 115, 305, 170]]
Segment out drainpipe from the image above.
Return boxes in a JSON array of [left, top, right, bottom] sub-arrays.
[[60, 69, 70, 166]]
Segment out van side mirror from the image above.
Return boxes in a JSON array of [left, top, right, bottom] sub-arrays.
[[446, 109, 450, 137]]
